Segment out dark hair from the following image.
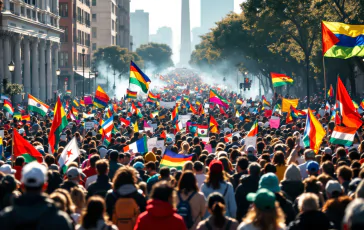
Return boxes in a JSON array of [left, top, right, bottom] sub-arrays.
[[15, 156, 25, 166], [337, 165, 353, 181], [159, 167, 170, 179], [177, 170, 198, 195], [90, 154, 100, 168], [145, 161, 156, 171], [257, 141, 265, 152], [336, 147, 347, 158], [112, 166, 137, 189], [150, 181, 174, 202], [109, 150, 118, 161], [303, 176, 320, 194], [96, 159, 109, 175], [322, 161, 335, 176], [230, 150, 241, 162], [193, 161, 204, 172], [81, 196, 109, 229], [207, 192, 226, 228], [272, 151, 285, 166], [236, 157, 249, 171], [264, 163, 277, 174]]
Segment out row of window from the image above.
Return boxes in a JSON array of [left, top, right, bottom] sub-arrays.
[[60, 26, 90, 47], [59, 4, 90, 27], [59, 52, 91, 68]]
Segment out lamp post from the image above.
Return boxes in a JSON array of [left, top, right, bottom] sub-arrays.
[[82, 48, 85, 97], [8, 61, 14, 103], [94, 67, 98, 93], [113, 69, 116, 92], [55, 68, 61, 102]]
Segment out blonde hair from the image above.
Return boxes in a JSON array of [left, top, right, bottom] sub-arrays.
[[298, 193, 319, 212], [70, 187, 86, 212], [50, 192, 67, 212], [182, 161, 193, 171], [244, 202, 285, 230]]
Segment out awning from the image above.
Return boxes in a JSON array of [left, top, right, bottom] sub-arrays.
[[74, 70, 95, 79]]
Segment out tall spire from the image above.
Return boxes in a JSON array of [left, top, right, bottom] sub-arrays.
[[179, 0, 191, 66]]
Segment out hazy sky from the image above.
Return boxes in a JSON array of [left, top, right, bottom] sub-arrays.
[[130, 0, 243, 62]]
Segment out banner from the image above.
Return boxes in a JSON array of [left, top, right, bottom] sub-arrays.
[[159, 101, 175, 109], [84, 96, 93, 105], [244, 136, 257, 150], [282, 98, 299, 112], [269, 116, 280, 129], [179, 115, 191, 127], [176, 85, 187, 90], [147, 137, 158, 151]]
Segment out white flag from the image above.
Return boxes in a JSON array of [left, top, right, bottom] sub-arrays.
[[58, 137, 80, 172]]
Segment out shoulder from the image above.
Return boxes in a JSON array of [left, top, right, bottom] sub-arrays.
[[237, 222, 254, 230], [227, 218, 239, 229]]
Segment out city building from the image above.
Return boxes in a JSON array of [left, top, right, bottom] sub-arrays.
[[179, 0, 191, 66], [0, 0, 62, 102], [149, 26, 172, 49], [116, 0, 131, 50], [59, 0, 92, 96], [130, 9, 149, 50]]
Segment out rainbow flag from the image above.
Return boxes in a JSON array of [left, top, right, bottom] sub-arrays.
[[130, 61, 151, 93], [209, 89, 229, 108], [352, 100, 359, 109], [322, 21, 364, 59], [94, 86, 110, 108], [271, 73, 294, 87], [49, 97, 68, 153], [262, 98, 271, 107], [73, 99, 80, 107], [3, 99, 13, 115], [171, 105, 178, 124], [126, 89, 137, 99], [13, 112, 21, 120], [360, 99, 364, 110], [303, 109, 326, 153], [0, 137, 3, 155], [80, 99, 85, 107], [246, 120, 258, 137], [291, 106, 307, 119], [160, 149, 193, 170], [71, 107, 79, 116]]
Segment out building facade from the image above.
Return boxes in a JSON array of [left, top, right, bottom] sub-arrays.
[[150, 26, 172, 49], [130, 9, 148, 51], [116, 0, 130, 50], [59, 0, 92, 96], [0, 0, 62, 102], [179, 0, 191, 66]]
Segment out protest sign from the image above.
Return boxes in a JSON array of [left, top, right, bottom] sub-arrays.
[[156, 140, 166, 155], [159, 101, 175, 109], [147, 137, 158, 151], [205, 144, 213, 153], [85, 122, 94, 130], [269, 116, 280, 129], [179, 114, 191, 127], [244, 136, 257, 150]]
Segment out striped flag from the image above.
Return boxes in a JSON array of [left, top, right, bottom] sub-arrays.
[[329, 126, 357, 146]]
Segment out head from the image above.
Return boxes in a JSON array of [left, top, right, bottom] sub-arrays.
[[298, 193, 319, 213], [80, 196, 108, 229], [193, 161, 204, 174], [66, 167, 80, 183], [325, 180, 344, 199], [206, 192, 227, 228], [96, 159, 109, 176], [337, 165, 353, 184], [89, 154, 100, 168], [236, 157, 249, 173], [306, 161, 320, 176], [150, 181, 175, 206], [342, 198, 364, 230], [259, 173, 280, 193], [21, 162, 48, 193], [182, 161, 193, 171], [178, 170, 198, 195], [145, 161, 156, 174], [205, 160, 227, 190], [70, 187, 86, 210], [112, 166, 137, 190], [304, 149, 315, 161], [283, 164, 301, 181], [248, 162, 261, 177]]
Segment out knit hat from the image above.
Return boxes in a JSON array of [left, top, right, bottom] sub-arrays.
[[133, 162, 144, 170], [144, 152, 156, 163], [247, 188, 276, 211], [283, 164, 302, 181], [209, 159, 223, 174], [259, 173, 280, 193]]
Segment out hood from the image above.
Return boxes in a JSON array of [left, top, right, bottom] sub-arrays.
[[146, 199, 175, 218], [116, 184, 137, 196]]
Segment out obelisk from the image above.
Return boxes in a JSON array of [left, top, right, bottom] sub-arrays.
[[179, 0, 191, 66]]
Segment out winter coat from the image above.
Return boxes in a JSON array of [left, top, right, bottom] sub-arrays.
[[0, 193, 73, 230], [134, 199, 186, 230], [235, 175, 259, 222], [286, 210, 334, 230], [87, 174, 112, 200], [108, 161, 122, 179], [76, 219, 118, 230], [197, 216, 239, 230], [176, 191, 206, 230], [280, 180, 304, 202], [275, 192, 296, 225]]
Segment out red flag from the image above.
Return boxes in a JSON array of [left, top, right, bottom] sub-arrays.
[[13, 129, 43, 163], [160, 130, 167, 139], [219, 106, 228, 118], [120, 118, 130, 126]]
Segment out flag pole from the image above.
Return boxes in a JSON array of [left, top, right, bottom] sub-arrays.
[[323, 56, 327, 100]]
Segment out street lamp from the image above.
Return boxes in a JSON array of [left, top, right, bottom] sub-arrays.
[[94, 67, 98, 93], [55, 69, 61, 102], [113, 69, 116, 91], [82, 48, 85, 97], [8, 61, 15, 72]]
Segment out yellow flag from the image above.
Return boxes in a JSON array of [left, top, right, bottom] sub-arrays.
[[133, 122, 139, 132], [282, 98, 299, 113]]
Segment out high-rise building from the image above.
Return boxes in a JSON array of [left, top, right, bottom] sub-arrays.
[[130, 10, 149, 50], [179, 0, 191, 66], [149, 27, 173, 48], [116, 0, 131, 50], [0, 0, 62, 102], [59, 0, 92, 96], [201, 0, 234, 33]]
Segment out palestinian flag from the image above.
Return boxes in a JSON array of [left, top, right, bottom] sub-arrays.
[[329, 126, 357, 146], [28, 94, 49, 116], [13, 129, 43, 163], [49, 97, 68, 153]]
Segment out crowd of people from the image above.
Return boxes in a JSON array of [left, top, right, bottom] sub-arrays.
[[0, 71, 363, 230]]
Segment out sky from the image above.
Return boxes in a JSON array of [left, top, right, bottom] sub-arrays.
[[130, 0, 243, 63]]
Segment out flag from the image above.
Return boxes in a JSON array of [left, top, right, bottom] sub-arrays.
[[126, 89, 137, 99], [330, 126, 357, 146], [327, 84, 334, 98], [219, 106, 228, 118], [322, 21, 364, 59], [130, 61, 151, 93], [176, 120, 183, 133], [360, 99, 364, 110], [123, 136, 148, 154], [83, 112, 94, 119], [197, 125, 208, 137], [197, 104, 205, 116], [271, 73, 294, 87], [150, 111, 158, 118], [71, 107, 79, 116], [291, 106, 307, 119], [325, 102, 331, 112], [188, 102, 198, 115], [49, 97, 68, 153], [160, 130, 167, 139], [80, 99, 85, 107], [171, 106, 178, 124], [133, 121, 139, 132], [235, 110, 240, 118], [73, 99, 80, 107], [336, 77, 362, 127], [160, 149, 193, 170], [58, 137, 80, 173], [13, 129, 43, 163], [67, 109, 76, 121], [28, 94, 49, 116], [147, 91, 158, 102], [93, 86, 110, 108], [120, 117, 130, 126], [262, 98, 271, 107], [21, 114, 30, 122], [131, 102, 143, 118], [303, 109, 326, 153], [3, 99, 13, 115], [209, 115, 219, 134], [13, 112, 21, 120], [352, 100, 359, 109], [209, 89, 229, 108], [101, 116, 114, 146], [236, 99, 243, 105], [282, 98, 299, 113], [246, 120, 258, 137], [0, 137, 2, 155], [286, 110, 293, 124]]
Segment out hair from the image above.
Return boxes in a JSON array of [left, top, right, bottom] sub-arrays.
[[322, 161, 335, 176], [337, 165, 353, 181], [336, 147, 347, 158], [193, 161, 204, 172], [70, 187, 86, 212], [90, 154, 101, 168], [236, 157, 249, 171], [96, 159, 109, 175], [112, 166, 137, 189], [207, 192, 226, 228], [303, 176, 321, 194], [150, 181, 174, 203], [272, 151, 286, 166], [298, 193, 319, 212], [204, 168, 229, 190], [182, 161, 193, 171], [44, 154, 55, 167], [54, 188, 75, 215], [322, 195, 352, 216], [177, 170, 198, 195], [244, 202, 285, 230], [80, 196, 110, 229], [355, 180, 364, 199], [248, 162, 261, 176], [283, 164, 301, 181], [50, 192, 67, 212], [145, 161, 156, 171]]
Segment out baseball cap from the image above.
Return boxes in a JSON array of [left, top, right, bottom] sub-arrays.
[[324, 147, 332, 155], [209, 159, 223, 174], [99, 147, 108, 159], [21, 162, 47, 187], [326, 180, 343, 195], [246, 145, 255, 153], [259, 173, 280, 193], [66, 167, 80, 179], [133, 162, 144, 170], [166, 137, 173, 145], [306, 161, 319, 173], [247, 188, 276, 211], [0, 164, 16, 174]]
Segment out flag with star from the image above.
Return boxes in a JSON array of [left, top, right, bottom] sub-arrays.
[[58, 137, 80, 173]]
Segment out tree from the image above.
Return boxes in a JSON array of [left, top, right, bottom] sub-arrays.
[[136, 43, 174, 73]]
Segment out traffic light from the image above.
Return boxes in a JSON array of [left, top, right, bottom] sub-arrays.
[[243, 78, 252, 91], [240, 83, 243, 89]]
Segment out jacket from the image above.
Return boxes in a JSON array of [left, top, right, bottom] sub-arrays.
[[108, 161, 122, 179], [87, 174, 112, 200], [82, 166, 97, 178], [0, 193, 73, 230], [286, 210, 334, 230], [176, 191, 206, 230], [134, 199, 186, 230], [235, 175, 260, 222], [275, 192, 296, 225], [197, 216, 239, 230], [13, 165, 23, 181], [76, 219, 118, 230], [105, 184, 147, 218], [280, 180, 304, 202]]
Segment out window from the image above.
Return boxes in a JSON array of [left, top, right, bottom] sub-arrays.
[[92, 27, 97, 38], [111, 3, 114, 14], [92, 13, 96, 22], [77, 30, 81, 44], [59, 52, 69, 67], [92, 43, 97, 50], [112, 20, 115, 31], [112, 36, 115, 45], [92, 0, 96, 6], [77, 7, 81, 23], [86, 34, 90, 46], [59, 3, 68, 17], [60, 26, 68, 42]]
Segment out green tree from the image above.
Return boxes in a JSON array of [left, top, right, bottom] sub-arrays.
[[136, 43, 174, 73]]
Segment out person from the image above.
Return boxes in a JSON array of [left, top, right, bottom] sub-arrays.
[[298, 149, 315, 179], [60, 167, 86, 193], [87, 159, 112, 199], [193, 161, 206, 189], [232, 157, 249, 189], [146, 161, 159, 193], [342, 198, 364, 230], [237, 188, 285, 230], [76, 196, 118, 230], [176, 170, 206, 230], [286, 193, 333, 230], [280, 164, 304, 202], [105, 166, 146, 229], [201, 159, 237, 218], [272, 151, 287, 181], [337, 165, 353, 194], [197, 192, 239, 230], [0, 162, 73, 229], [71, 187, 86, 223], [108, 150, 123, 179], [83, 154, 100, 187], [306, 161, 319, 177], [13, 156, 25, 181], [322, 195, 352, 229], [134, 181, 186, 230]]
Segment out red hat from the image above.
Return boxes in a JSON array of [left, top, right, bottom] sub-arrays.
[[209, 160, 223, 174]]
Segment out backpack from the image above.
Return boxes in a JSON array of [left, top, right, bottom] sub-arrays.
[[177, 191, 196, 229], [205, 219, 232, 230], [111, 192, 140, 230]]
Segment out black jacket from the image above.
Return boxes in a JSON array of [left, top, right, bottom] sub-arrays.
[[0, 193, 73, 230], [235, 174, 259, 222], [87, 174, 112, 200], [280, 180, 304, 202], [286, 210, 334, 230], [275, 192, 296, 225], [60, 180, 80, 193]]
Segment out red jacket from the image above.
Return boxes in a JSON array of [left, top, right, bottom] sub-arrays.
[[134, 199, 186, 230], [82, 166, 97, 178], [13, 165, 23, 181]]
